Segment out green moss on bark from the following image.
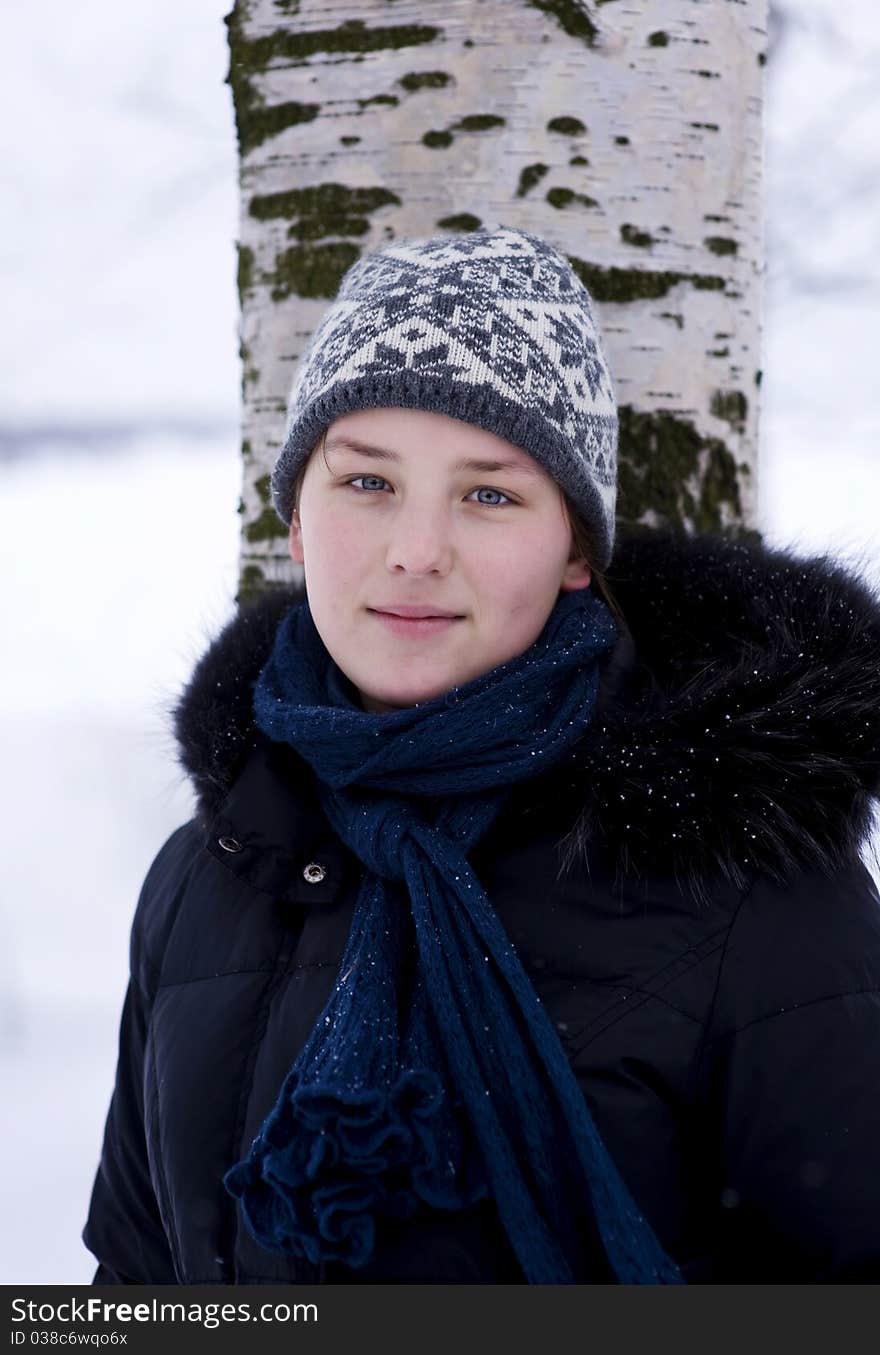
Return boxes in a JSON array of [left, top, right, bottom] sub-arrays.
[[423, 115, 504, 148], [235, 18, 440, 64], [291, 215, 370, 241], [515, 163, 549, 197], [236, 562, 277, 608], [250, 183, 400, 223], [567, 256, 725, 302], [547, 186, 599, 209], [236, 244, 255, 301], [436, 213, 482, 231], [617, 407, 746, 533], [620, 223, 654, 248], [249, 184, 400, 254], [525, 0, 598, 45], [710, 390, 748, 429], [547, 116, 586, 135], [399, 70, 453, 91], [704, 236, 738, 256], [225, 7, 440, 154], [244, 506, 289, 544], [453, 113, 505, 132], [269, 241, 362, 300], [244, 102, 321, 154], [692, 275, 726, 292]]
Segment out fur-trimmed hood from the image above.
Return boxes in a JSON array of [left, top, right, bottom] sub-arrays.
[[173, 527, 880, 902]]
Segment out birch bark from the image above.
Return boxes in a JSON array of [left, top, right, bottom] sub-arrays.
[[226, 0, 767, 595]]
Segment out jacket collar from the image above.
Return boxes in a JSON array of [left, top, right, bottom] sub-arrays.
[[173, 527, 880, 901]]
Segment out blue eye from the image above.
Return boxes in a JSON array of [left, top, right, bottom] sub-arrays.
[[469, 487, 511, 506], [348, 474, 389, 492]]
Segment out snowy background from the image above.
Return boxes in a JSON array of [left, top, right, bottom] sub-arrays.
[[2, 0, 879, 1284]]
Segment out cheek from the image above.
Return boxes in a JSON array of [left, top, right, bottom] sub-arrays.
[[486, 534, 568, 602], [478, 574, 545, 638], [301, 507, 361, 580], [307, 552, 358, 606]]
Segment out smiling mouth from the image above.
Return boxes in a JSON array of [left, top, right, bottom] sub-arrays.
[[369, 608, 464, 620], [369, 609, 463, 634]]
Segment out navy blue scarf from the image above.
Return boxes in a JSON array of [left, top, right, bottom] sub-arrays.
[[224, 587, 683, 1284]]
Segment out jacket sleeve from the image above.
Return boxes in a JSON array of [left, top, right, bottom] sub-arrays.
[[82, 821, 203, 1285], [701, 853, 880, 1281]]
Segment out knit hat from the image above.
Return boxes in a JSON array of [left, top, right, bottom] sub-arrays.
[[270, 225, 618, 570]]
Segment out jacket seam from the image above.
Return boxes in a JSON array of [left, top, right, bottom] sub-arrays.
[[138, 825, 204, 999], [147, 1028, 185, 1282], [226, 927, 308, 1282], [620, 925, 730, 997], [683, 872, 759, 1115], [604, 983, 705, 1025], [706, 982, 880, 1043], [569, 929, 730, 1045], [156, 960, 338, 991], [572, 981, 707, 1053], [691, 874, 758, 1060]]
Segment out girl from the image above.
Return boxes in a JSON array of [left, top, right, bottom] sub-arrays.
[[84, 226, 880, 1284]]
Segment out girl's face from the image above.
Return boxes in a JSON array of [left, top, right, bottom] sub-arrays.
[[289, 406, 592, 713]]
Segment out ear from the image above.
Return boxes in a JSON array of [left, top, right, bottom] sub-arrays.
[[288, 511, 304, 565], [559, 556, 592, 592]]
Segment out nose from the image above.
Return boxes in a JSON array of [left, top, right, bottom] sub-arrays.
[[385, 501, 453, 576]]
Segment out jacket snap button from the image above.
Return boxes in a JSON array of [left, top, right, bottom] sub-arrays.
[[218, 835, 243, 853], [302, 861, 327, 884]]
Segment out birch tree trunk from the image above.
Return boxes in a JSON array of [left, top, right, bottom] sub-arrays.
[[226, 0, 768, 599]]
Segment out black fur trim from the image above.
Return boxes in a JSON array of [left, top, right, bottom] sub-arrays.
[[173, 529, 880, 899], [172, 580, 305, 821]]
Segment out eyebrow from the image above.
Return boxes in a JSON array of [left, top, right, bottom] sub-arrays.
[[322, 436, 540, 478]]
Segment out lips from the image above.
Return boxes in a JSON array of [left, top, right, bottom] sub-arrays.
[[368, 607, 464, 638], [370, 605, 463, 619]]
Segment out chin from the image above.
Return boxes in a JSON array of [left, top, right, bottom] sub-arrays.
[[362, 675, 457, 712]]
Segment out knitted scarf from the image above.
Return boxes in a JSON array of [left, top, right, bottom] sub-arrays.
[[223, 587, 683, 1284]]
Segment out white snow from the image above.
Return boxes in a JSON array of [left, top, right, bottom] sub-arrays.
[[0, 435, 241, 1283], [2, 0, 879, 1286], [1, 1, 240, 427]]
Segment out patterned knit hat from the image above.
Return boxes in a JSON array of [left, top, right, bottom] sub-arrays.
[[271, 225, 618, 569]]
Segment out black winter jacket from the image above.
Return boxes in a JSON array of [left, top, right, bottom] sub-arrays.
[[83, 528, 880, 1284]]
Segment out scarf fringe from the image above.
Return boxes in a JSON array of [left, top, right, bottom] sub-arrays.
[[224, 1067, 486, 1267]]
